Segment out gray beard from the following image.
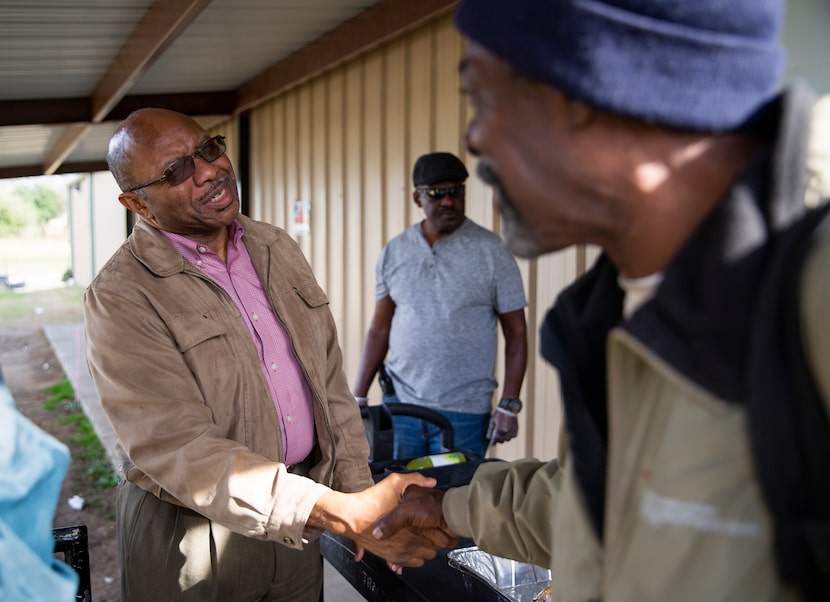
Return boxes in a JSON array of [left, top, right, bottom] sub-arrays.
[[499, 191, 543, 259]]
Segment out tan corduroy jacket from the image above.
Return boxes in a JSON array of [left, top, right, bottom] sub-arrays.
[[444, 87, 830, 601], [85, 214, 372, 550]]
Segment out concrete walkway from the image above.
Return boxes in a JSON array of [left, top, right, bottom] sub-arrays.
[[43, 322, 365, 602], [44, 323, 118, 469]]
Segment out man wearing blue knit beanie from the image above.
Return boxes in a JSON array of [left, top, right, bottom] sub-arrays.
[[374, 1, 830, 599]]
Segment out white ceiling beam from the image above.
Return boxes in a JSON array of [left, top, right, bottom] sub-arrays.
[[91, 0, 214, 123], [40, 0, 213, 175], [42, 123, 93, 176]]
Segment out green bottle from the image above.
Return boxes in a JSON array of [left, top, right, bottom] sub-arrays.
[[405, 452, 466, 470]]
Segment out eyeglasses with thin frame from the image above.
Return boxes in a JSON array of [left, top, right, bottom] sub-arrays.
[[127, 135, 227, 192], [416, 184, 465, 200]]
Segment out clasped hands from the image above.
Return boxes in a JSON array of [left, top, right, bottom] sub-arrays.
[[312, 472, 456, 573]]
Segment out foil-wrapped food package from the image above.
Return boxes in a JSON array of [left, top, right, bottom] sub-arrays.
[[447, 546, 552, 602]]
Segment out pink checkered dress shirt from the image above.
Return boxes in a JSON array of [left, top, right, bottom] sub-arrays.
[[161, 221, 315, 465]]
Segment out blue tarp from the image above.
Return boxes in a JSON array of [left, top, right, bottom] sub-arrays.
[[0, 400, 78, 601]]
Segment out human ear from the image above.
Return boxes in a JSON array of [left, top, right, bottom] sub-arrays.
[[118, 192, 151, 219]]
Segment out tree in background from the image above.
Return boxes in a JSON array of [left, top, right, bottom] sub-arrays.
[[17, 184, 63, 225], [0, 183, 64, 236], [0, 193, 35, 236]]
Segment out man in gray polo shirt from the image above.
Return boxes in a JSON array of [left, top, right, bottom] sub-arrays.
[[353, 152, 528, 459]]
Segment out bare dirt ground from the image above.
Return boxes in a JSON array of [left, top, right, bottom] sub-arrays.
[[1, 322, 120, 601]]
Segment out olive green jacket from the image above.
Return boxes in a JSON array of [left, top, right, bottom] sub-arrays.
[[444, 86, 830, 601], [85, 214, 372, 550]]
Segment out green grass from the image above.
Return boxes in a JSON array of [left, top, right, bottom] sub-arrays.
[[0, 236, 70, 276], [45, 379, 119, 490], [43, 378, 76, 411], [0, 286, 84, 324], [0, 234, 80, 325]]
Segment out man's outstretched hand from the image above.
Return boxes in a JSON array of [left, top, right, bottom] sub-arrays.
[[309, 473, 456, 569]]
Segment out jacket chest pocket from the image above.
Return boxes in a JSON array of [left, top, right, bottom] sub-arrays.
[[168, 311, 230, 353], [166, 310, 254, 391], [291, 281, 329, 310], [283, 281, 330, 343], [606, 340, 773, 598]]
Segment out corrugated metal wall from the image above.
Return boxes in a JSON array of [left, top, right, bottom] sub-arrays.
[[208, 120, 240, 181], [235, 13, 593, 462], [63, 1, 822, 463]]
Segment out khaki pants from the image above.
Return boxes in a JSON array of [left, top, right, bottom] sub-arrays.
[[116, 481, 322, 602]]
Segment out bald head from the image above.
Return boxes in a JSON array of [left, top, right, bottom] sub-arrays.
[[106, 107, 239, 244], [107, 108, 204, 192]]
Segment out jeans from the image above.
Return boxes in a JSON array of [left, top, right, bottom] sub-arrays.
[[384, 394, 489, 458]]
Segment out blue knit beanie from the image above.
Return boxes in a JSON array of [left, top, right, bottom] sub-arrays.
[[454, 0, 786, 132]]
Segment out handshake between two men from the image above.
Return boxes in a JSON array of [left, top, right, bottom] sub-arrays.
[[308, 472, 454, 573]]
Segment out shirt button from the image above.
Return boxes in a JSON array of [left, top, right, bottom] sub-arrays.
[[286, 415, 294, 424], [271, 363, 278, 371], [252, 313, 258, 321], [196, 260, 203, 266], [198, 246, 207, 253]]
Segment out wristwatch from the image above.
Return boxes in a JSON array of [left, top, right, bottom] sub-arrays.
[[498, 397, 523, 414]]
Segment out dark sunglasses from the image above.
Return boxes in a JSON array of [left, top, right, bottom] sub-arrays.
[[127, 135, 227, 192], [416, 184, 465, 200]]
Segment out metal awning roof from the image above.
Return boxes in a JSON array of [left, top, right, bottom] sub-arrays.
[[0, 0, 457, 180]]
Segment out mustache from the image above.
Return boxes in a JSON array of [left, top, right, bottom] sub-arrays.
[[476, 161, 515, 211], [476, 161, 500, 188], [198, 176, 231, 204]]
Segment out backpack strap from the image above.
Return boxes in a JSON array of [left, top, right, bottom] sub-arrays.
[[780, 206, 830, 594], [748, 202, 830, 600]]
